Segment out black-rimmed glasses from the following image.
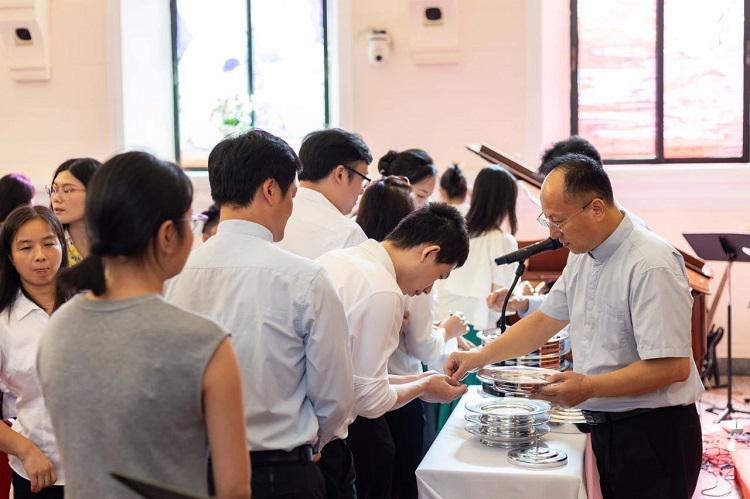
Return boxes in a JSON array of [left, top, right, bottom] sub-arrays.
[[342, 164, 372, 188]]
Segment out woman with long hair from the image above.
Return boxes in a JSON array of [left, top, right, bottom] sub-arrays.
[[38, 152, 250, 499], [47, 158, 101, 265], [435, 165, 519, 330], [0, 205, 68, 498]]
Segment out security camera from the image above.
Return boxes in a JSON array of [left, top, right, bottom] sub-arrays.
[[367, 30, 391, 64]]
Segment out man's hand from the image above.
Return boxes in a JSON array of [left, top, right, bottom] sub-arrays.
[[532, 371, 594, 407], [420, 374, 468, 403], [486, 288, 529, 313], [19, 442, 57, 493], [444, 350, 486, 381], [456, 336, 476, 351], [439, 314, 467, 340]]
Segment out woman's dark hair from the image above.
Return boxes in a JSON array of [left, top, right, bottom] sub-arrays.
[[0, 174, 35, 223], [202, 203, 220, 237], [0, 205, 69, 315], [356, 177, 415, 242], [377, 149, 437, 184], [57, 151, 193, 296], [386, 203, 469, 267], [465, 165, 518, 237], [50, 157, 101, 189], [439, 163, 467, 201]]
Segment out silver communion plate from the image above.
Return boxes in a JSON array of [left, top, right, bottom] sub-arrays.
[[464, 397, 551, 418], [464, 412, 550, 427], [465, 423, 551, 448], [507, 445, 568, 469], [475, 366, 559, 386]]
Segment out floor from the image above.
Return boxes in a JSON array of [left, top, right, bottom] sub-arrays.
[[694, 375, 750, 499]]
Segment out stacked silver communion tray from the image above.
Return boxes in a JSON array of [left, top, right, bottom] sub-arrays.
[[548, 406, 587, 434], [476, 365, 559, 397], [463, 398, 551, 448], [476, 328, 571, 370]]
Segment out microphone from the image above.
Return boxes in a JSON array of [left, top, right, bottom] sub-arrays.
[[494, 238, 562, 266]]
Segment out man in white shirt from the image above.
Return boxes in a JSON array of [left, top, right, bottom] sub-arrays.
[[166, 130, 354, 499], [317, 204, 470, 499], [277, 128, 372, 259], [447, 157, 703, 498]]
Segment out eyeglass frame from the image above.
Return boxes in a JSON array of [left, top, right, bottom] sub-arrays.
[[537, 198, 597, 232], [187, 213, 209, 231], [342, 163, 372, 188], [45, 184, 87, 197]]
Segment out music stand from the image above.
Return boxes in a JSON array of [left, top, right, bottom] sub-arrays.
[[684, 233, 750, 422]]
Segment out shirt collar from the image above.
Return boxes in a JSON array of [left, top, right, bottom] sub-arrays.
[[589, 211, 633, 263], [216, 219, 274, 242], [296, 187, 343, 216], [359, 239, 398, 282], [12, 290, 44, 322]]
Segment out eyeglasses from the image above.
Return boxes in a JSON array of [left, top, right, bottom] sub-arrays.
[[342, 164, 372, 188], [45, 184, 86, 197], [537, 198, 596, 232], [187, 213, 209, 231]]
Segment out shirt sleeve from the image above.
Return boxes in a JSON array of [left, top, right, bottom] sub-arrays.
[[302, 270, 355, 448], [348, 291, 402, 419], [630, 266, 693, 359], [540, 269, 570, 321], [518, 295, 545, 318], [402, 293, 445, 368]]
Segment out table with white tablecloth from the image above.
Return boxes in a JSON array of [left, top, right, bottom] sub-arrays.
[[416, 387, 590, 499]]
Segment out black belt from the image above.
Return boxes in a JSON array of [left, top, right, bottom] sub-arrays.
[[251, 444, 314, 467], [582, 407, 660, 425]]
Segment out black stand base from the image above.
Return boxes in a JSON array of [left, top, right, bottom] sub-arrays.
[[707, 402, 750, 423]]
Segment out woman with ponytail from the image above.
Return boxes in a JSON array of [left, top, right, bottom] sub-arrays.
[[38, 152, 250, 499], [438, 164, 469, 215], [377, 149, 438, 209], [0, 206, 67, 498]]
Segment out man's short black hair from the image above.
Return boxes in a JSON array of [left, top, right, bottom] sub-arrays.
[[386, 203, 469, 267], [208, 129, 302, 206], [298, 128, 372, 182], [547, 153, 614, 206], [539, 136, 602, 176]]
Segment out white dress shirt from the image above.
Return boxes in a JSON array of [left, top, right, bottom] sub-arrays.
[[389, 293, 447, 376], [541, 213, 704, 411], [0, 292, 63, 483], [317, 240, 404, 429], [434, 229, 518, 329], [277, 186, 367, 259], [165, 220, 354, 451]]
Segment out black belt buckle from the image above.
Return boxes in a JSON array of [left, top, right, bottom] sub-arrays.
[[251, 444, 314, 466], [582, 410, 605, 425]]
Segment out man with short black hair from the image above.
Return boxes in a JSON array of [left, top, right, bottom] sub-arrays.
[[166, 129, 354, 499], [278, 128, 373, 259], [539, 135, 602, 175], [317, 203, 470, 499], [447, 159, 704, 499]]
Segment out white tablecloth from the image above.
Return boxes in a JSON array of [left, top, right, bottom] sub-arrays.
[[416, 388, 588, 499]]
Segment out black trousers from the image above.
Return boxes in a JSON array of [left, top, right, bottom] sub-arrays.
[[385, 399, 425, 499], [347, 415, 395, 499], [590, 404, 702, 499], [251, 460, 326, 499], [316, 438, 356, 499], [11, 471, 64, 499]]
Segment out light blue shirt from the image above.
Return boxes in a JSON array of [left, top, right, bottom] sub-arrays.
[[540, 213, 704, 411], [165, 220, 354, 451]]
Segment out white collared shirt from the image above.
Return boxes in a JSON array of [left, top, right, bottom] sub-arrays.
[[434, 229, 518, 329], [0, 292, 63, 483], [277, 186, 367, 259], [389, 293, 447, 376], [317, 240, 404, 430], [541, 213, 704, 411], [165, 220, 354, 451]]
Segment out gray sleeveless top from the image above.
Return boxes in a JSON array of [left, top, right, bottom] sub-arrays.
[[38, 294, 226, 498]]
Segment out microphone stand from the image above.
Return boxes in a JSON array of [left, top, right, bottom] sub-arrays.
[[500, 260, 526, 333]]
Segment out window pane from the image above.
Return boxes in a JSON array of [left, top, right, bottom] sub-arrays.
[[251, 0, 327, 150], [664, 0, 745, 158], [577, 0, 657, 160], [175, 1, 250, 164]]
